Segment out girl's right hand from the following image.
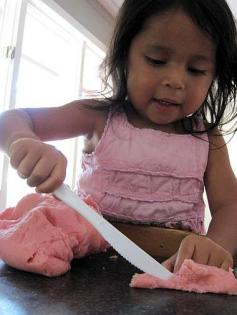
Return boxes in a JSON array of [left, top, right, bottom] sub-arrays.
[[162, 234, 233, 273], [8, 138, 67, 193]]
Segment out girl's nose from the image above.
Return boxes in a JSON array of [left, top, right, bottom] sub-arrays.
[[161, 69, 185, 90]]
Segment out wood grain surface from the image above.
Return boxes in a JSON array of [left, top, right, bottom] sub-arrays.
[[112, 222, 237, 266]]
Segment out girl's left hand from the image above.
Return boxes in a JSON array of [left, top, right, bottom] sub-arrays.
[[162, 234, 233, 273]]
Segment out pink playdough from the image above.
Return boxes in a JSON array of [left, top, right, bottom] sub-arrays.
[[130, 259, 237, 295], [1, 194, 237, 296], [0, 193, 108, 276]]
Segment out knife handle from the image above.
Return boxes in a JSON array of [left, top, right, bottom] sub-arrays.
[[53, 184, 104, 227]]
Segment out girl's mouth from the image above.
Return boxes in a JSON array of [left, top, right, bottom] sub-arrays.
[[153, 98, 180, 107]]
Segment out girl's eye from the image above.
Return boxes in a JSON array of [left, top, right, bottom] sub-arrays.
[[145, 56, 207, 75], [188, 67, 207, 75], [145, 56, 166, 66]]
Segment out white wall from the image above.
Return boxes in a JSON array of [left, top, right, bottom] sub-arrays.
[[53, 0, 115, 46], [227, 0, 237, 17], [54, 1, 236, 46], [226, 0, 237, 177]]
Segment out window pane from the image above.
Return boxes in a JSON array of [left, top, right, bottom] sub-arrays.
[[2, 0, 105, 208], [15, 2, 83, 108], [82, 44, 104, 97]]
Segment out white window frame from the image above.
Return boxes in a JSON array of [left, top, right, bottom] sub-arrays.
[[0, 0, 106, 209]]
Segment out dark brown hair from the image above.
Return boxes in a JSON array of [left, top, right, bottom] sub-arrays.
[[100, 0, 237, 134]]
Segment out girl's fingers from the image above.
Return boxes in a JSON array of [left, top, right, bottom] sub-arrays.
[[8, 139, 67, 193], [162, 253, 177, 272], [220, 259, 233, 271], [10, 145, 28, 169], [18, 170, 28, 179], [192, 242, 210, 266], [35, 162, 66, 193], [163, 235, 233, 273], [207, 252, 223, 268], [208, 251, 233, 270], [26, 157, 56, 187], [17, 151, 42, 179], [9, 139, 37, 168], [173, 236, 196, 273]]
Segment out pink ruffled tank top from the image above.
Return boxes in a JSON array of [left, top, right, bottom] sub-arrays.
[[76, 110, 209, 234]]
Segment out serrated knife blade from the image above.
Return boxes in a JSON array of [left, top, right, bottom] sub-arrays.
[[53, 184, 172, 280]]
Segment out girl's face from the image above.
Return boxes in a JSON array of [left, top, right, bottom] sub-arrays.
[[126, 8, 216, 131]]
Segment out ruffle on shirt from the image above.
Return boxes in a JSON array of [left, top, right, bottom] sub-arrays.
[[96, 168, 203, 203], [80, 163, 203, 200], [100, 195, 205, 233], [103, 209, 205, 234], [78, 167, 205, 234]]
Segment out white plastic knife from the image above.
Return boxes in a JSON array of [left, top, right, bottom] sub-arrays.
[[53, 184, 172, 280]]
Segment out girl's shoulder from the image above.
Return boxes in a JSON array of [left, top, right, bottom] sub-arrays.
[[72, 98, 110, 136], [202, 121, 221, 144]]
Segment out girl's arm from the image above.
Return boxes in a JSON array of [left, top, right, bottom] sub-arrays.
[[0, 99, 106, 152], [0, 99, 108, 192], [163, 128, 237, 272], [204, 128, 237, 256]]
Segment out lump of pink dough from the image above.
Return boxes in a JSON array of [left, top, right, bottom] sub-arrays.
[[130, 259, 237, 295], [0, 193, 108, 277]]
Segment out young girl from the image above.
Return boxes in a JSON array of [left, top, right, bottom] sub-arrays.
[[0, 0, 237, 273]]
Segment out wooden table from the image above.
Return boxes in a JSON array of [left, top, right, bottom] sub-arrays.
[[112, 223, 237, 266]]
